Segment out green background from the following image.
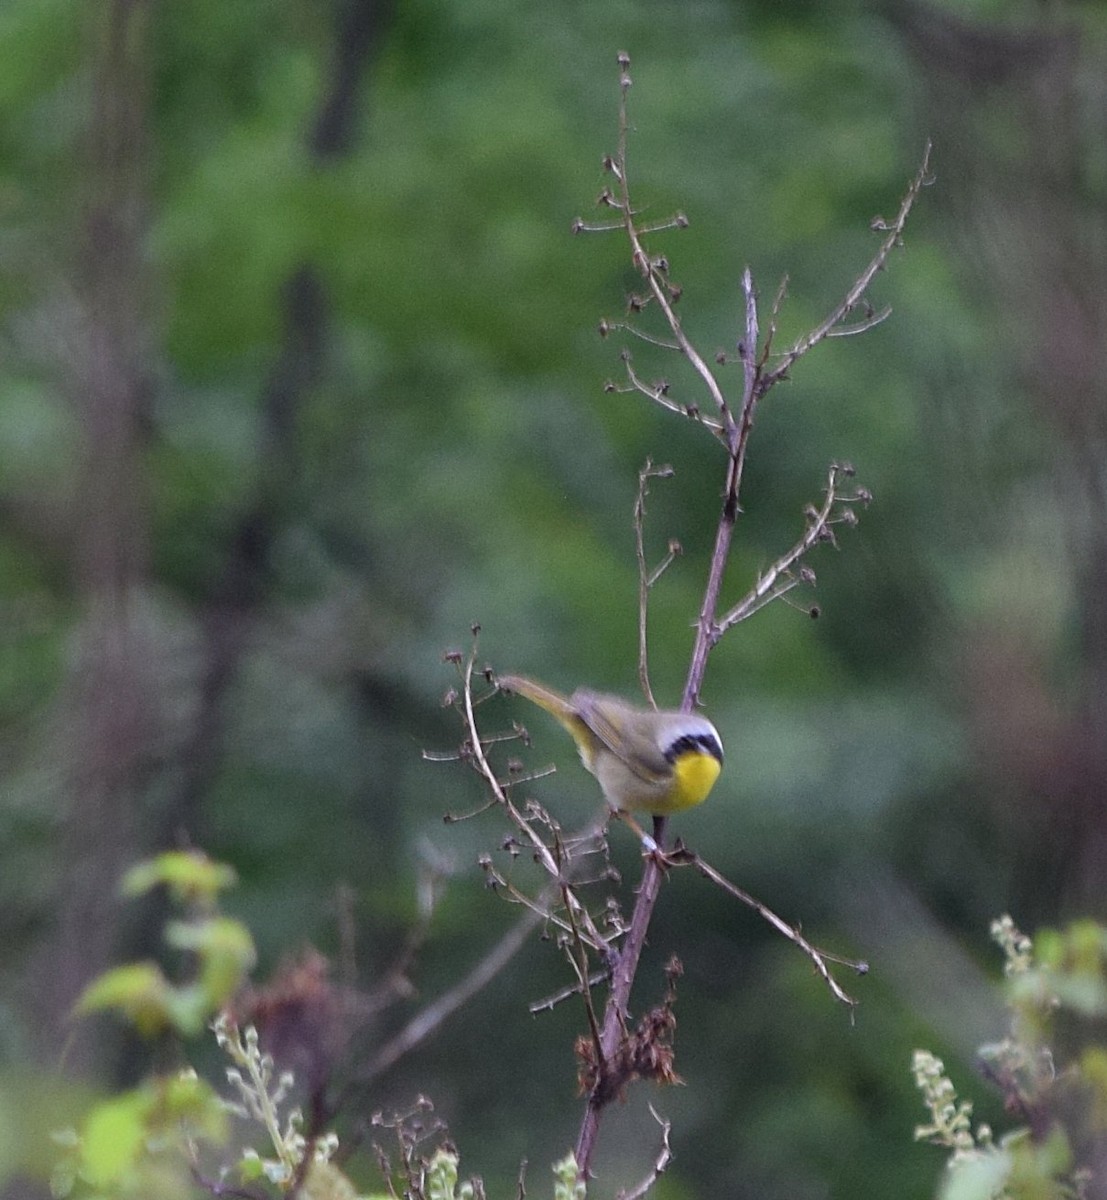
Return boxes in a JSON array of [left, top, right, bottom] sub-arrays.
[[2, 1, 1106, 1196]]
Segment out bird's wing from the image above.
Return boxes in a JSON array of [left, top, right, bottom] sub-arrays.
[[571, 690, 670, 784]]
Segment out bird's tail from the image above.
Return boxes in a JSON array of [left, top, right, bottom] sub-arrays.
[[497, 673, 581, 735], [499, 673, 602, 775]]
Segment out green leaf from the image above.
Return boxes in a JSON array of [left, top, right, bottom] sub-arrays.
[[238, 1150, 266, 1182], [426, 1148, 461, 1200], [79, 1090, 152, 1189], [163, 982, 211, 1038], [75, 963, 172, 1037], [158, 1072, 228, 1142], [121, 851, 237, 905], [165, 916, 257, 1007]]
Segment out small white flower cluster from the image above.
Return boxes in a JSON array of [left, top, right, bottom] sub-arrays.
[[212, 1013, 344, 1191], [911, 1050, 989, 1165], [991, 915, 1033, 977]]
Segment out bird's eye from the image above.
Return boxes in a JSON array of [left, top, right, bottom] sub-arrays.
[[698, 732, 723, 762], [665, 732, 723, 763]]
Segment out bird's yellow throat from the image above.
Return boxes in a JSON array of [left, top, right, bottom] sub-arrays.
[[668, 747, 722, 812]]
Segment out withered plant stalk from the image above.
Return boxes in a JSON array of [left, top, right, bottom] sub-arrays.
[[569, 54, 931, 1176], [431, 54, 930, 1186]]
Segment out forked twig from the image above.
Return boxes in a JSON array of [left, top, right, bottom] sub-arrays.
[[759, 142, 933, 390], [452, 644, 612, 957], [664, 844, 867, 1009], [715, 462, 870, 636], [569, 56, 930, 1179], [614, 356, 724, 435], [615, 1106, 673, 1200]]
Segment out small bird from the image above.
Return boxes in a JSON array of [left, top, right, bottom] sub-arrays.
[[497, 674, 724, 818]]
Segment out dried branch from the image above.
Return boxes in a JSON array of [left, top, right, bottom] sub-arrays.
[[826, 304, 892, 338], [604, 321, 681, 352], [529, 968, 612, 1016], [570, 57, 928, 1179], [574, 60, 733, 430], [715, 462, 870, 636], [351, 900, 544, 1088], [616, 1106, 673, 1200], [563, 881, 607, 1070], [615, 356, 724, 434], [634, 460, 677, 708], [759, 141, 933, 389], [451, 641, 613, 957], [350, 644, 623, 1107], [664, 844, 867, 1009], [478, 857, 577, 938]]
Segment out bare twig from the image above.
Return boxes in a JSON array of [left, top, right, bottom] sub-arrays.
[[453, 644, 613, 956], [616, 357, 724, 434], [735, 266, 762, 473], [761, 274, 789, 362], [826, 305, 892, 338], [634, 460, 677, 707], [571, 58, 927, 1180], [605, 322, 681, 352], [759, 141, 933, 389], [351, 901, 544, 1087], [665, 845, 867, 1009], [615, 1106, 673, 1200], [716, 462, 870, 635], [563, 881, 606, 1069], [529, 968, 612, 1016], [478, 827, 614, 955], [604, 63, 732, 428]]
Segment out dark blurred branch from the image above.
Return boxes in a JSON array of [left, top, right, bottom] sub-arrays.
[[310, 0, 396, 160], [163, 267, 326, 846], [35, 0, 155, 1076], [346, 901, 543, 1091], [161, 0, 396, 845], [882, 1, 1077, 88], [887, 1, 1107, 912]]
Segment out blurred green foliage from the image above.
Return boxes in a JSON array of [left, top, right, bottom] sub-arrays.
[[914, 917, 1107, 1200], [3, 0, 1107, 1197]]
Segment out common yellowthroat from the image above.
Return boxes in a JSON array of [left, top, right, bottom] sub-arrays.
[[498, 674, 724, 817]]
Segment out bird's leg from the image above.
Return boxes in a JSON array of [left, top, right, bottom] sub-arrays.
[[611, 808, 671, 862]]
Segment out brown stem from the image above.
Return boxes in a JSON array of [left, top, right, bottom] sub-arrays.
[[666, 845, 865, 1007], [576, 59, 748, 1178], [573, 62, 929, 1178], [574, 857, 665, 1170]]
